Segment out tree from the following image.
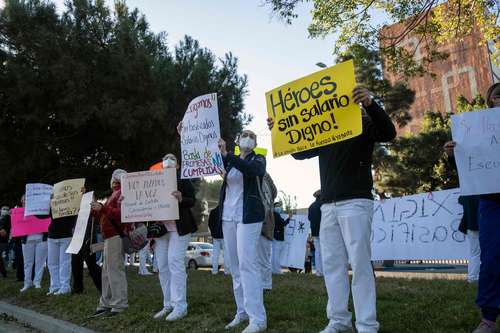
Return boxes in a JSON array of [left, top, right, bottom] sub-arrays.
[[0, 0, 249, 204], [375, 94, 487, 196], [265, 0, 500, 77]]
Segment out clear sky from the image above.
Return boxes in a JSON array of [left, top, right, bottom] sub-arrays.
[[9, 0, 343, 208]]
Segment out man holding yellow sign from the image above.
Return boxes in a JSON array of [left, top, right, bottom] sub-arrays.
[[267, 60, 396, 333]]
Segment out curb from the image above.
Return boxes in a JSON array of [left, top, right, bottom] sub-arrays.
[[0, 301, 98, 333]]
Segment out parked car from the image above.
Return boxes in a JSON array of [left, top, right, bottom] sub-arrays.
[[185, 242, 223, 270]]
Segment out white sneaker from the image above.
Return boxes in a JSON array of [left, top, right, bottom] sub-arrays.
[[55, 289, 71, 295], [319, 323, 354, 333], [34, 284, 42, 289], [242, 323, 267, 333], [225, 315, 249, 329], [153, 306, 173, 319], [46, 290, 58, 296], [20, 285, 32, 292], [165, 308, 187, 322], [139, 271, 153, 276]]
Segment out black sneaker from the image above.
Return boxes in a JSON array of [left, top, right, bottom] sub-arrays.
[[90, 309, 109, 318], [105, 311, 122, 318]]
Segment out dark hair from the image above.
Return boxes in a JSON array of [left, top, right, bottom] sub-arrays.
[[486, 83, 500, 108]]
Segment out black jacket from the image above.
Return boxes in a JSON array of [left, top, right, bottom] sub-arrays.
[[176, 177, 198, 236], [208, 206, 222, 239], [292, 102, 396, 203], [308, 199, 322, 237], [273, 212, 290, 241], [48, 215, 76, 239], [458, 195, 479, 233], [218, 151, 266, 224], [0, 214, 11, 243]]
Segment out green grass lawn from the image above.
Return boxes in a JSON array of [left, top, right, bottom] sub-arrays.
[[0, 267, 487, 332]]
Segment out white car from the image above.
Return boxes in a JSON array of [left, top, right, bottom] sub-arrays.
[[185, 242, 223, 270]]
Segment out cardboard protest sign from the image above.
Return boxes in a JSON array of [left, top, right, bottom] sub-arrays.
[[180, 93, 225, 179], [24, 183, 53, 216], [266, 59, 362, 158], [371, 189, 467, 260], [280, 214, 310, 269], [11, 207, 51, 237], [451, 107, 500, 195], [66, 191, 93, 254], [121, 168, 179, 223], [51, 178, 85, 219]]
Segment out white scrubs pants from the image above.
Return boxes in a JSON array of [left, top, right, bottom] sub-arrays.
[[313, 236, 323, 276], [321, 199, 379, 333], [467, 230, 480, 282], [156, 232, 191, 311], [212, 238, 224, 274], [257, 236, 272, 290], [22, 238, 48, 288], [271, 240, 285, 274], [47, 237, 72, 293], [223, 220, 266, 326]]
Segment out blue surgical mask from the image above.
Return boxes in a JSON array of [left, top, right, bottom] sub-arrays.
[[274, 207, 283, 214]]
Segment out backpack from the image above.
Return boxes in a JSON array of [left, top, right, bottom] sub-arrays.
[[257, 172, 277, 240]]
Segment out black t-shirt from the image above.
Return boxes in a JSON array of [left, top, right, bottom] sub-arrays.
[[48, 215, 76, 239]]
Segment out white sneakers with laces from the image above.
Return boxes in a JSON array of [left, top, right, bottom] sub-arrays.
[[153, 306, 173, 319]]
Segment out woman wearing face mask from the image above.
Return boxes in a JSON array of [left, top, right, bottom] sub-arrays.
[[19, 195, 48, 292], [153, 153, 197, 322], [90, 169, 132, 318], [218, 130, 267, 333], [444, 83, 500, 333], [271, 203, 291, 275]]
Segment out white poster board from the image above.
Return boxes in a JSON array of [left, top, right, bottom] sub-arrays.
[[24, 183, 53, 216], [371, 189, 467, 260], [121, 168, 179, 223], [66, 191, 93, 254], [180, 93, 225, 179], [280, 214, 310, 269], [451, 107, 500, 195]]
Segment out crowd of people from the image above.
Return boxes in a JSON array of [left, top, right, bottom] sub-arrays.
[[0, 84, 499, 333]]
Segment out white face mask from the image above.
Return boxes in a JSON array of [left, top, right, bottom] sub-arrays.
[[239, 137, 256, 151], [163, 158, 177, 168], [0, 209, 9, 216]]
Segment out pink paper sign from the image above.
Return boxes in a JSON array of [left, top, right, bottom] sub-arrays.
[[10, 207, 51, 237]]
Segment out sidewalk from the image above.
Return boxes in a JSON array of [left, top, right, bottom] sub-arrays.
[[0, 302, 97, 333]]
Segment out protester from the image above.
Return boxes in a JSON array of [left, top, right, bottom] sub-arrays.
[[72, 216, 102, 294], [19, 195, 49, 292], [47, 191, 81, 295], [0, 206, 11, 278], [308, 190, 323, 277], [444, 82, 500, 333], [271, 203, 290, 275], [257, 172, 277, 292], [217, 130, 267, 333], [457, 195, 480, 283], [268, 86, 396, 333], [208, 205, 225, 275], [152, 153, 197, 322], [91, 169, 131, 317]]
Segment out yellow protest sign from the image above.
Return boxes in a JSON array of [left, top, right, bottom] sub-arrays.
[[51, 178, 85, 219], [266, 60, 362, 158], [234, 146, 268, 157]]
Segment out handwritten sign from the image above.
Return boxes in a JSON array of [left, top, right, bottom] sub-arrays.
[[266, 60, 362, 158], [51, 178, 85, 219], [371, 189, 467, 260], [11, 207, 51, 237], [280, 214, 310, 269], [121, 168, 179, 223], [66, 191, 93, 254], [24, 183, 53, 216], [180, 93, 224, 179], [451, 107, 500, 195]]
